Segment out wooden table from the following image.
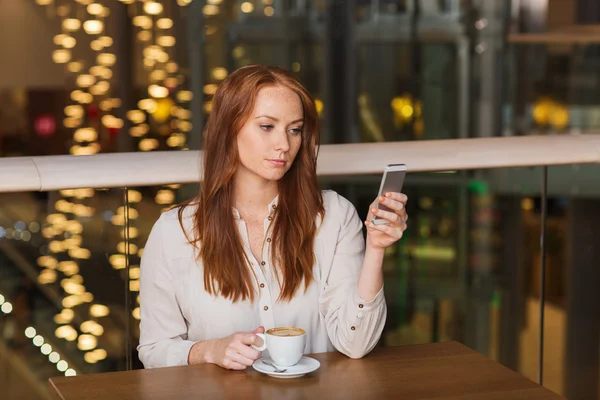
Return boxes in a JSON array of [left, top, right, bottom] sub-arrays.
[[49, 342, 564, 399]]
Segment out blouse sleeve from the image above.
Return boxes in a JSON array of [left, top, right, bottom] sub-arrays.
[[318, 193, 387, 359], [137, 214, 196, 368]]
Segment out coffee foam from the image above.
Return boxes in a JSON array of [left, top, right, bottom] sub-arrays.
[[267, 327, 305, 337]]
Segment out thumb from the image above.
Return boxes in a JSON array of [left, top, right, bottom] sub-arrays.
[[253, 326, 265, 334], [252, 326, 265, 347]]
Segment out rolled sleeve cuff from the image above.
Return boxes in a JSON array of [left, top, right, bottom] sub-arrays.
[[166, 340, 196, 367], [352, 286, 385, 312]]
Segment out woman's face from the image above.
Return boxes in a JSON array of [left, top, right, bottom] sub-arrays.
[[236, 85, 304, 185]]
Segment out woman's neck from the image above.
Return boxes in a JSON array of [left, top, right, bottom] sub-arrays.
[[232, 174, 279, 220]]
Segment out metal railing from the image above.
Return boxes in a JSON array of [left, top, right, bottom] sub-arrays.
[[1, 134, 599, 192]]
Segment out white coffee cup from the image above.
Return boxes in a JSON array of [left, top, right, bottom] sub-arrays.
[[251, 327, 307, 367]]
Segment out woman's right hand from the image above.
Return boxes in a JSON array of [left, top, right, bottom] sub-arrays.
[[189, 326, 264, 370]]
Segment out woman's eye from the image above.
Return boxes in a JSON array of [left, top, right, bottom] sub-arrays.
[[290, 127, 303, 135], [260, 124, 274, 131]]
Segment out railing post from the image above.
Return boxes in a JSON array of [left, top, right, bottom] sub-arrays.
[[124, 188, 132, 371], [538, 165, 547, 385]]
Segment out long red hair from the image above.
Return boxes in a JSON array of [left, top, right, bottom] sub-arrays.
[[179, 65, 324, 302]]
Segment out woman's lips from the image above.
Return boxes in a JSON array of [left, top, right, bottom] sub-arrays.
[[268, 159, 286, 167]]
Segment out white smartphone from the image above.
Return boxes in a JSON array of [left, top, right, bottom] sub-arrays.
[[372, 164, 408, 225]]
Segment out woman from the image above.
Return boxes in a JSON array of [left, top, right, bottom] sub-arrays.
[[138, 65, 408, 370]]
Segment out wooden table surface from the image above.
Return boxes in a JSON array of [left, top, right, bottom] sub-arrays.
[[49, 341, 565, 399]]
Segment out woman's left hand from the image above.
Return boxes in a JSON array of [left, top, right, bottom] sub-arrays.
[[364, 192, 408, 250]]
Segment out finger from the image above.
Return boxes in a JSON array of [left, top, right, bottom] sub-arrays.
[[235, 332, 260, 346], [226, 348, 257, 367], [383, 192, 408, 204], [378, 196, 405, 213], [253, 326, 265, 334], [370, 207, 401, 225], [233, 341, 261, 361], [396, 208, 408, 222], [367, 221, 405, 237], [223, 359, 248, 370], [366, 201, 377, 221]]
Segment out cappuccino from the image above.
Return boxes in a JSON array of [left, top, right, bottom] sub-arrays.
[[252, 326, 307, 366]]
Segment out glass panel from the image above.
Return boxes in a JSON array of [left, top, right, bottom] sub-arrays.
[[130, 167, 546, 382], [125, 183, 197, 369], [355, 0, 448, 20], [505, 44, 600, 135], [225, 41, 326, 134], [1, 1, 473, 159], [357, 42, 459, 142], [542, 164, 600, 399], [322, 167, 544, 380], [0, 188, 127, 395]]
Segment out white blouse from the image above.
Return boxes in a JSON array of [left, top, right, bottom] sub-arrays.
[[137, 190, 387, 369]]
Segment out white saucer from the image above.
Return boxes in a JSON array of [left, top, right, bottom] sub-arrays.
[[252, 356, 320, 379]]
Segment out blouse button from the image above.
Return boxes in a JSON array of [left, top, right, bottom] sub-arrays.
[[359, 304, 364, 309], [272, 204, 277, 209], [268, 216, 273, 221], [261, 261, 266, 266], [351, 326, 356, 331], [266, 238, 271, 242], [260, 283, 265, 288], [264, 306, 269, 311]]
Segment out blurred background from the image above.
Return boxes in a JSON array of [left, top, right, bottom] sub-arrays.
[[0, 1, 599, 399]]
